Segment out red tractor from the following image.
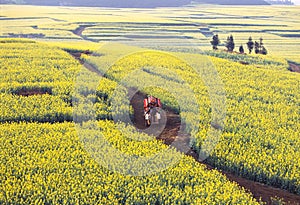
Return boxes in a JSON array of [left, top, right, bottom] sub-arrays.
[[144, 95, 162, 126]]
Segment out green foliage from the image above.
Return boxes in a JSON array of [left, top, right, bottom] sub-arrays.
[[247, 37, 254, 54], [204, 50, 288, 71], [225, 35, 235, 52], [211, 34, 220, 50]]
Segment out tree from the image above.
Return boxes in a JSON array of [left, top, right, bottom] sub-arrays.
[[246, 37, 254, 54], [254, 41, 260, 54], [239, 45, 244, 54], [210, 34, 220, 50], [225, 35, 235, 52], [258, 38, 268, 55], [261, 46, 268, 55], [250, 37, 268, 55]]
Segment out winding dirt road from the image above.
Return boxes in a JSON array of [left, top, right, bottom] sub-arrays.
[[69, 50, 300, 205], [128, 90, 300, 205], [72, 25, 97, 42]]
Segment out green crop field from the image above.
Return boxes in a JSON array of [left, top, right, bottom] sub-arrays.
[[1, 5, 300, 62], [0, 4, 300, 205]]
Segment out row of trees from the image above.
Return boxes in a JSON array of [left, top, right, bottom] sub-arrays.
[[211, 34, 268, 55]]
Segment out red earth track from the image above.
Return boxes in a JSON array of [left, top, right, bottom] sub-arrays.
[[70, 50, 300, 205], [129, 89, 300, 205], [289, 62, 300, 73]]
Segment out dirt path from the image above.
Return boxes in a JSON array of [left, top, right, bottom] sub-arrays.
[[289, 62, 300, 73], [68, 51, 103, 76], [70, 50, 300, 205], [128, 86, 300, 205], [72, 25, 97, 42]]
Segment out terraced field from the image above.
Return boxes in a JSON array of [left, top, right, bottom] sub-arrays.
[[0, 4, 300, 205], [1, 5, 300, 62]]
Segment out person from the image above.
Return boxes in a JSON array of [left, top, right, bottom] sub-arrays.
[[144, 95, 162, 125], [144, 108, 151, 126], [156, 109, 161, 120], [148, 96, 157, 108]]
